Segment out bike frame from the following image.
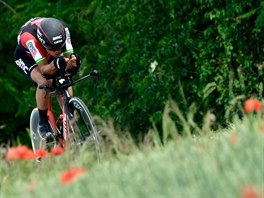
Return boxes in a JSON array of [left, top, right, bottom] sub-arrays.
[[47, 89, 72, 148], [34, 70, 99, 149]]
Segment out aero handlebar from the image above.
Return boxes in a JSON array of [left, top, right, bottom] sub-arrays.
[[39, 70, 99, 90]]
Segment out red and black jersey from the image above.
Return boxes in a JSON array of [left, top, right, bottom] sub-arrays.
[[16, 17, 74, 64]]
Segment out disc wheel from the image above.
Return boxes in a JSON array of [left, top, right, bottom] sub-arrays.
[[67, 97, 101, 161]]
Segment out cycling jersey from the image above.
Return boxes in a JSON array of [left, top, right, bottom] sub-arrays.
[[14, 17, 74, 79]]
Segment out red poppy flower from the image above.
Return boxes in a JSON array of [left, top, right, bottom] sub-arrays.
[[230, 135, 238, 144], [244, 99, 262, 113], [198, 145, 207, 152], [241, 185, 258, 198], [51, 147, 64, 155], [6, 147, 21, 159], [34, 149, 49, 158], [27, 179, 39, 191], [60, 167, 85, 185], [6, 145, 35, 160]]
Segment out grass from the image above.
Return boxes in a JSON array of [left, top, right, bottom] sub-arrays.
[[0, 105, 263, 198]]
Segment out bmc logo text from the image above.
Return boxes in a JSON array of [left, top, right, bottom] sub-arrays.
[[15, 59, 28, 74]]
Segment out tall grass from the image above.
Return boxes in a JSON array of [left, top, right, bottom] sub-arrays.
[[0, 100, 263, 198]]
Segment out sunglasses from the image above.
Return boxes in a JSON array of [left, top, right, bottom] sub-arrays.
[[44, 42, 65, 51]]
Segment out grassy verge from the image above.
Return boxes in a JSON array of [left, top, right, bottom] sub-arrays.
[[0, 113, 263, 198]]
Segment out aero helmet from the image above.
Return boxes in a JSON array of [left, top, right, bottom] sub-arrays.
[[37, 18, 66, 50]]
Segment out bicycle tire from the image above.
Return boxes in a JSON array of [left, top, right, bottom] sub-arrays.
[[30, 108, 41, 152], [29, 108, 56, 152], [67, 97, 101, 160]]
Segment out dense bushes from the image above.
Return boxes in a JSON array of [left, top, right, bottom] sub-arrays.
[[0, 0, 264, 143], [82, 0, 264, 136]]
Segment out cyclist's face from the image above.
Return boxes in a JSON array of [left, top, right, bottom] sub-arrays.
[[47, 49, 62, 58]]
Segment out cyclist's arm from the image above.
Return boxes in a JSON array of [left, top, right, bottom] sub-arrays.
[[22, 34, 58, 75], [38, 55, 75, 75], [38, 60, 57, 75]]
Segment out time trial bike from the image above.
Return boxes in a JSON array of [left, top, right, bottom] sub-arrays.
[[29, 70, 100, 160]]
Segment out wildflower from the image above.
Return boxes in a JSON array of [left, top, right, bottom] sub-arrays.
[[230, 135, 238, 144], [257, 121, 264, 133], [51, 146, 64, 155], [149, 60, 158, 73], [35, 149, 48, 158], [60, 167, 85, 185], [27, 179, 39, 191], [6, 145, 35, 160], [198, 145, 207, 152], [240, 185, 258, 198], [244, 98, 262, 113], [6, 147, 21, 159]]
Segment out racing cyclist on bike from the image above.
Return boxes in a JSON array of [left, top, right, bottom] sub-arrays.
[[14, 17, 81, 142]]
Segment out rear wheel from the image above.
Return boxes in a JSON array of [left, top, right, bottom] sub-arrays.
[[67, 97, 101, 161]]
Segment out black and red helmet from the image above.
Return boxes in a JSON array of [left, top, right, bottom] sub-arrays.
[[37, 18, 66, 50]]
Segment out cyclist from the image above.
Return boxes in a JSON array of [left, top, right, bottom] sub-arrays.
[[14, 17, 81, 142]]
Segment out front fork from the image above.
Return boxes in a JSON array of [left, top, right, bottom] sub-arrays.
[[47, 95, 56, 133], [47, 95, 67, 148], [60, 97, 71, 147]]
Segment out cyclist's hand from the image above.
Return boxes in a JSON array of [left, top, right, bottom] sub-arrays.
[[66, 55, 76, 67], [66, 53, 81, 75], [53, 56, 66, 71], [71, 53, 81, 67], [66, 53, 81, 67]]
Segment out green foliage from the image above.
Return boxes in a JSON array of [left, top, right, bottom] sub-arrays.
[[1, 0, 264, 143], [82, 0, 264, 137]]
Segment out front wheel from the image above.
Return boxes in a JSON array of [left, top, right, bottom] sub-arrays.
[[30, 108, 56, 154], [67, 97, 101, 161], [30, 108, 41, 153]]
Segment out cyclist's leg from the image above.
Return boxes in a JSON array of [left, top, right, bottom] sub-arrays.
[[68, 86, 73, 96], [30, 68, 54, 142], [30, 67, 52, 109], [15, 50, 51, 139]]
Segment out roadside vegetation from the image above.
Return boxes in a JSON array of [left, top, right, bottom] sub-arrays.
[[0, 99, 263, 198]]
